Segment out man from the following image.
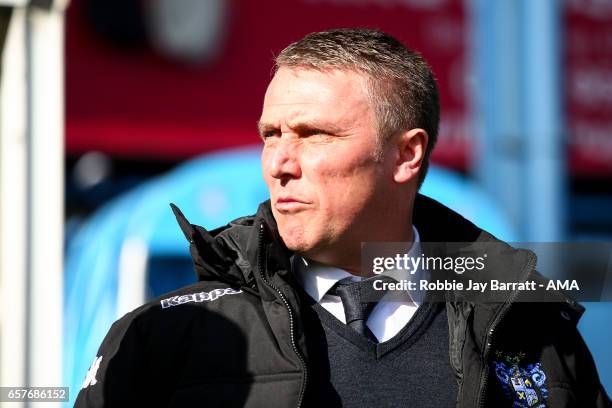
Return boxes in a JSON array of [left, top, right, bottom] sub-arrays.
[[75, 29, 610, 407]]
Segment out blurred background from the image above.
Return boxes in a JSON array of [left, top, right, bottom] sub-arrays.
[[0, 0, 610, 406]]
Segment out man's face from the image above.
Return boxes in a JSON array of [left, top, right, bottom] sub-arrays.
[[259, 67, 394, 263]]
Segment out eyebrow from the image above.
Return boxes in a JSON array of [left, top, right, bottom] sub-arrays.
[[256, 120, 275, 137], [256, 120, 343, 136]]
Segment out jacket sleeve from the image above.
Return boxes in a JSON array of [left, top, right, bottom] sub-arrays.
[[571, 328, 611, 408], [74, 312, 148, 407]]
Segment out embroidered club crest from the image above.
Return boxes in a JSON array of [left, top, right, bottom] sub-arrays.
[[494, 357, 548, 408]]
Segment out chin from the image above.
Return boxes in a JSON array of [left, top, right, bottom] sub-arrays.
[[280, 234, 311, 253], [277, 225, 315, 254]]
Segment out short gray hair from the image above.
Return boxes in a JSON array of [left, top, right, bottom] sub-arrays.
[[274, 28, 440, 187]]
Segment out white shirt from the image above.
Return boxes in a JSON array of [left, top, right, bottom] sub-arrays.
[[292, 226, 426, 343]]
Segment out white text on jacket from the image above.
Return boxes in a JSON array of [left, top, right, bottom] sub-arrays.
[[160, 287, 243, 309]]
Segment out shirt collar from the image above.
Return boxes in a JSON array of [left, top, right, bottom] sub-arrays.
[[292, 226, 422, 303]]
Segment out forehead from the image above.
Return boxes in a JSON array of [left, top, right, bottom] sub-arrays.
[[261, 67, 372, 126]]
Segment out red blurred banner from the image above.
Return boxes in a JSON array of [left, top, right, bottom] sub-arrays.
[[65, 0, 469, 169], [565, 0, 612, 176], [66, 0, 612, 175]]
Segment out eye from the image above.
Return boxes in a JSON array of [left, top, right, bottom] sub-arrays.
[[261, 129, 280, 139], [303, 128, 327, 137]]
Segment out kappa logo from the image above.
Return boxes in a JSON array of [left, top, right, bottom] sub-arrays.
[[81, 356, 102, 389], [160, 287, 243, 309]]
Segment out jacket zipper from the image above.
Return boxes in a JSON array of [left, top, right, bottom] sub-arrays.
[[476, 300, 512, 407], [257, 223, 308, 408], [476, 255, 536, 407]]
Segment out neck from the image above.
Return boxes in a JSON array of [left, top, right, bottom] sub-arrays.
[[306, 219, 415, 277]]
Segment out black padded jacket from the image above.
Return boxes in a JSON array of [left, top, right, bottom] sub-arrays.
[[74, 195, 611, 407]]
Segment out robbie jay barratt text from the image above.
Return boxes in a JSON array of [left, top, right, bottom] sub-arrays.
[[373, 279, 580, 292]]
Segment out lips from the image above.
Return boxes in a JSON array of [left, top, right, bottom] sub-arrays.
[[275, 196, 310, 212]]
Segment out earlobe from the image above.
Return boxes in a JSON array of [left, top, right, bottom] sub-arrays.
[[392, 128, 428, 184]]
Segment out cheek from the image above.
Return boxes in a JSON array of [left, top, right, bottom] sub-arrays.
[[304, 146, 366, 180], [305, 150, 380, 209], [260, 150, 275, 186]]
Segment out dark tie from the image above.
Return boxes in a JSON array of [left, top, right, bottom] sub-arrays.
[[328, 276, 396, 342]]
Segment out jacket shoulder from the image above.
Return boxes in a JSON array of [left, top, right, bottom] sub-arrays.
[[74, 280, 251, 407]]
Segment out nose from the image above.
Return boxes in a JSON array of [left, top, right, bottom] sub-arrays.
[[266, 136, 302, 181]]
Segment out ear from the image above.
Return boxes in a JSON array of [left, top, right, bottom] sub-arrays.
[[393, 128, 428, 184]]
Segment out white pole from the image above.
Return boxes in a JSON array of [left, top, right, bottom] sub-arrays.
[[0, 4, 28, 393], [1, 3, 68, 405], [26, 3, 65, 400]]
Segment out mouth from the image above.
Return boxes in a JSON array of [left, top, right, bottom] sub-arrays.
[[275, 197, 310, 212]]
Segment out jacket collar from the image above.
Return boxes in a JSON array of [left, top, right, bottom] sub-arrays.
[[171, 194, 582, 314], [170, 200, 288, 287]]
